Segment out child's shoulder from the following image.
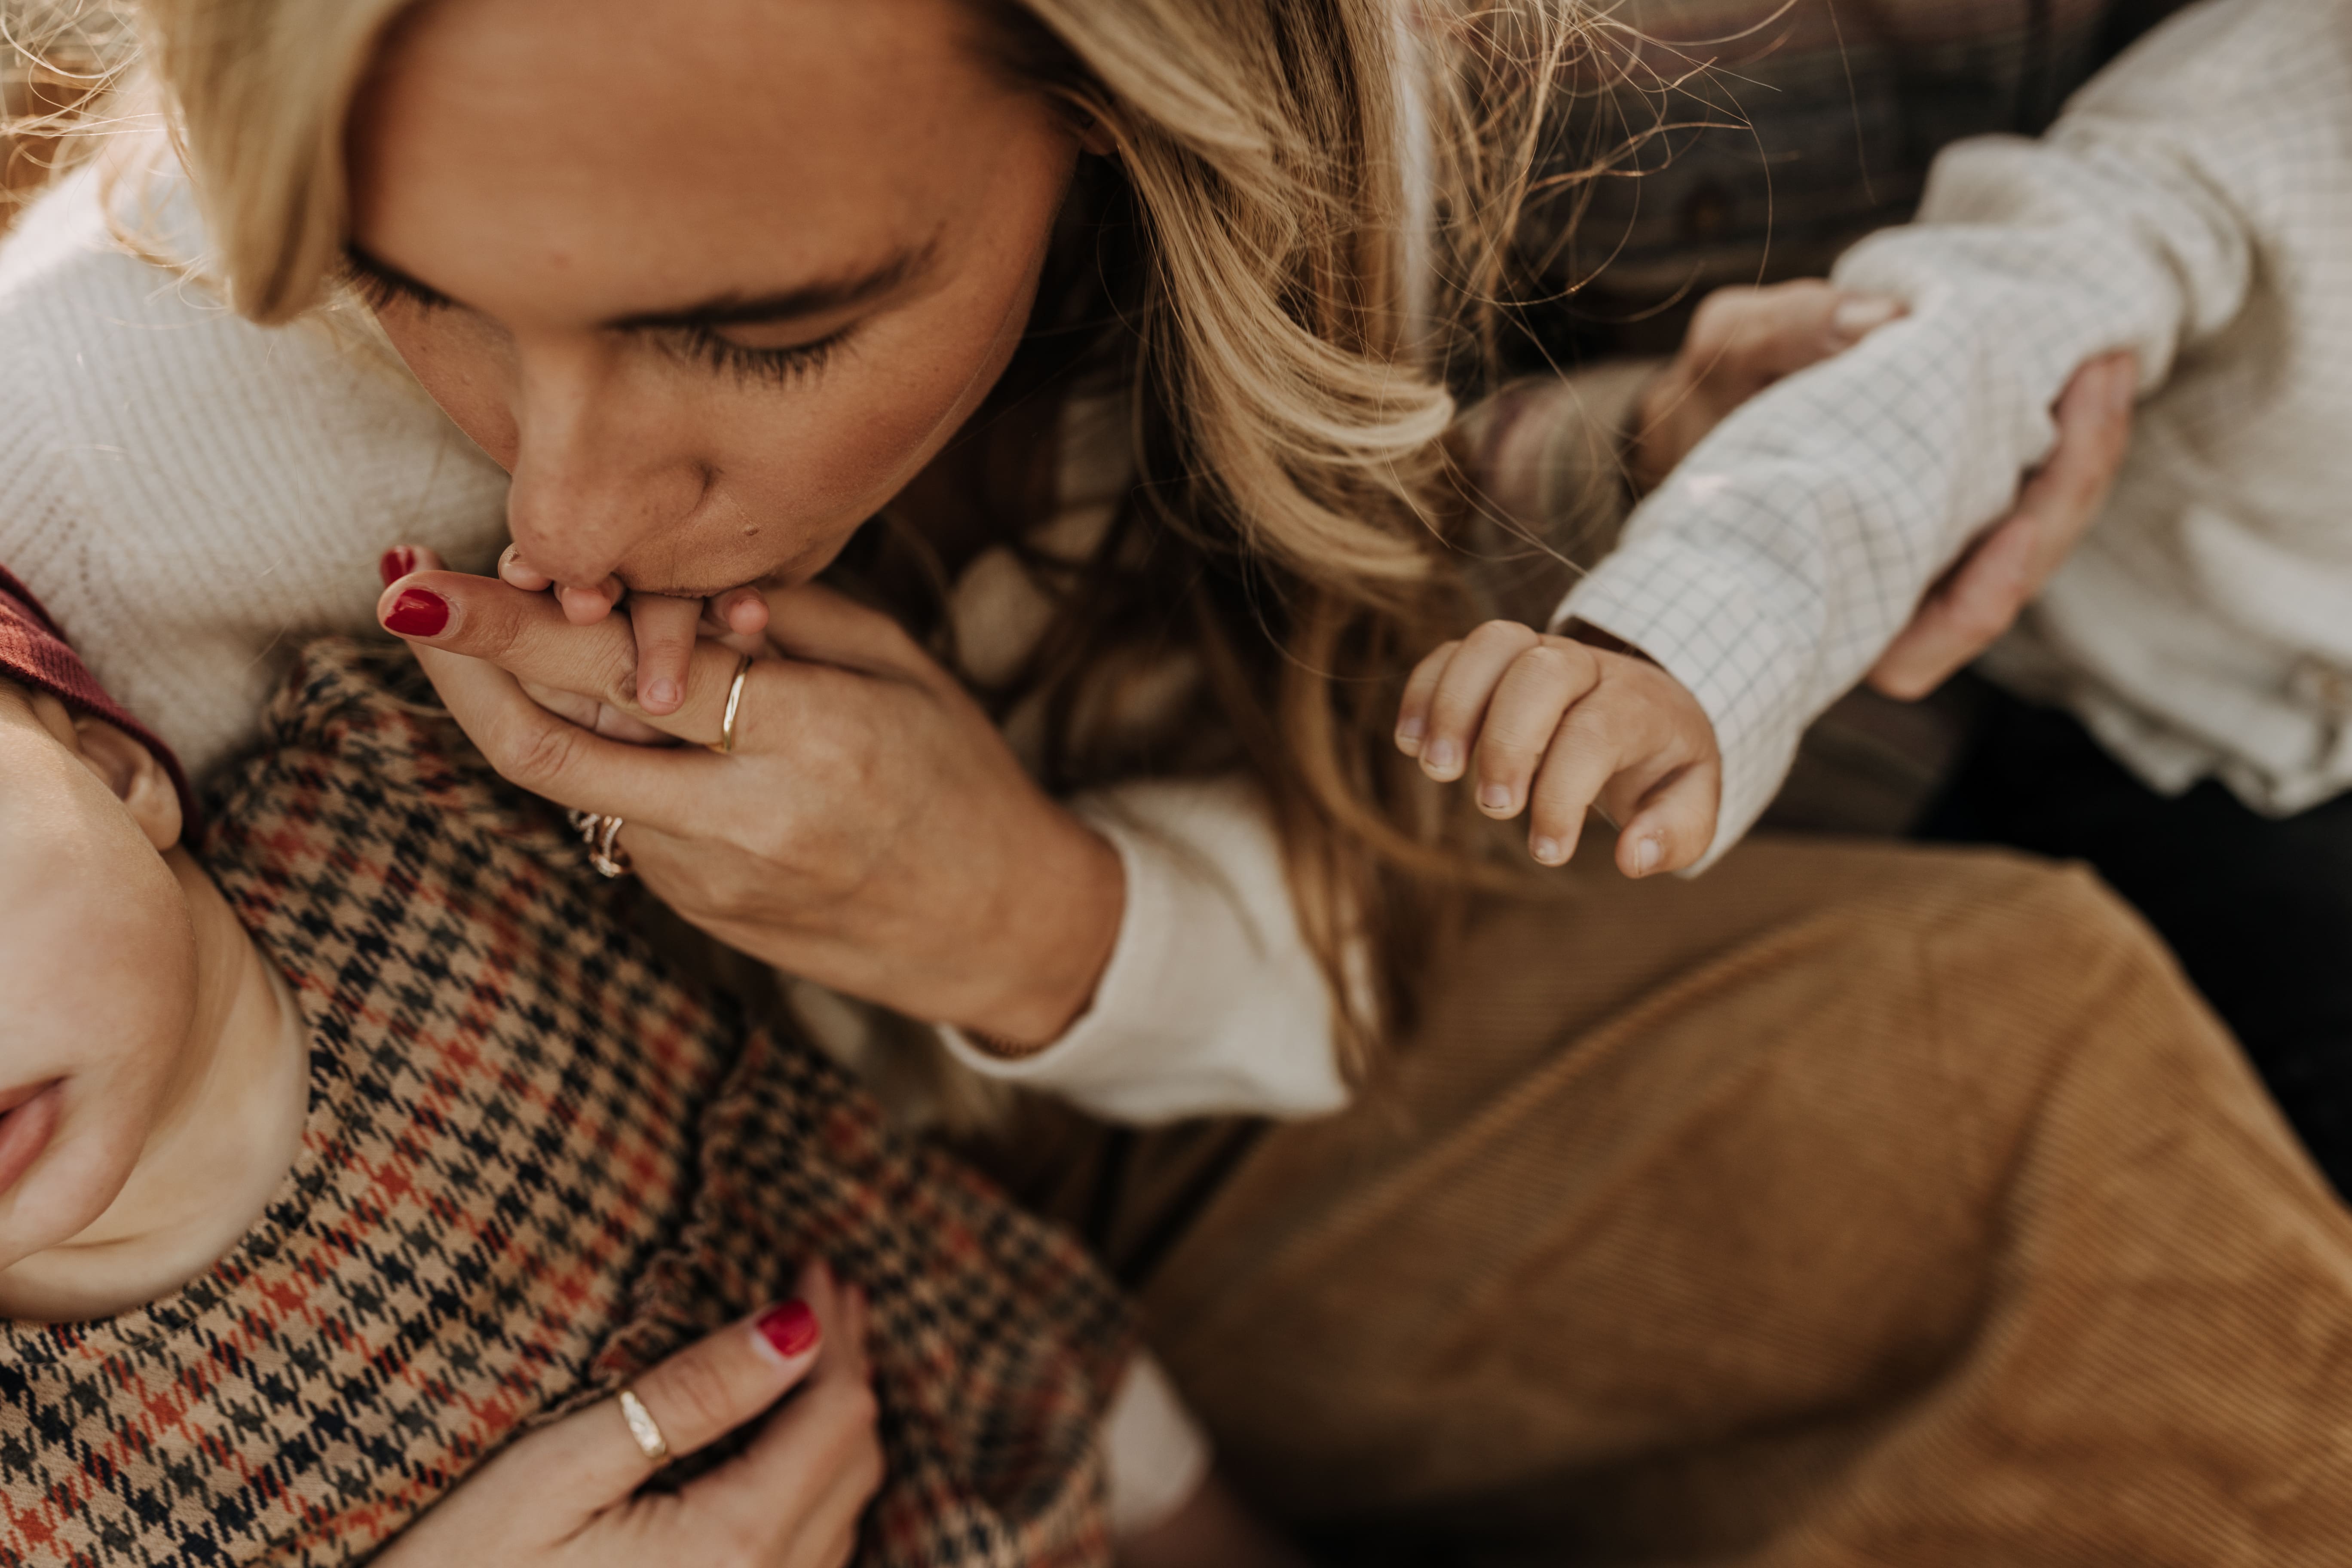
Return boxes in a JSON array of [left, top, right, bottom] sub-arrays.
[[2071, 0, 2352, 127], [199, 636, 590, 949]]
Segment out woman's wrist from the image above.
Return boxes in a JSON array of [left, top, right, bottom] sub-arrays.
[[956, 809, 1125, 1054]]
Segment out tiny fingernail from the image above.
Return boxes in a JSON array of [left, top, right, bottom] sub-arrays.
[[1396, 717, 1425, 743], [377, 546, 417, 587], [1634, 836, 1663, 875], [1424, 739, 1459, 773], [1832, 297, 1900, 337], [1478, 783, 1512, 812], [1531, 836, 1565, 865], [754, 1299, 821, 1364], [644, 678, 681, 711], [383, 588, 450, 638]]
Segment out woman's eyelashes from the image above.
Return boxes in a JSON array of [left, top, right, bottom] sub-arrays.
[[342, 252, 454, 315], [659, 325, 851, 388], [341, 248, 849, 387]]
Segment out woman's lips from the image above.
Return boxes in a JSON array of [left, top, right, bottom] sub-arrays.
[[0, 1082, 63, 1199]]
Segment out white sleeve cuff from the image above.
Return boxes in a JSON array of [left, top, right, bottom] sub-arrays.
[[1099, 1351, 1214, 1538], [936, 777, 1351, 1125]]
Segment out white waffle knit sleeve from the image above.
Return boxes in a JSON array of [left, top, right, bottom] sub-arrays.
[[937, 775, 1351, 1125]]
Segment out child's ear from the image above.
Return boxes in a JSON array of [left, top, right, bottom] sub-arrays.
[[69, 717, 184, 852]]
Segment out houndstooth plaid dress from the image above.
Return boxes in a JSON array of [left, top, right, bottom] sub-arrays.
[[0, 639, 1132, 1568]]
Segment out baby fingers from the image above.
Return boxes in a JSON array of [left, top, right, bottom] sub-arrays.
[[1524, 650, 1721, 873], [1469, 639, 1601, 818], [1395, 640, 1460, 759], [1612, 758, 1723, 879], [498, 544, 555, 593], [1413, 620, 1546, 781], [627, 594, 706, 715]]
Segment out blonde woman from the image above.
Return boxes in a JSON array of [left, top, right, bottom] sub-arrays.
[[9, 0, 2352, 1564]]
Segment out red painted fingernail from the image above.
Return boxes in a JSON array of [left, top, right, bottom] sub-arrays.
[[383, 588, 450, 637], [756, 1299, 821, 1360], [378, 546, 417, 587]]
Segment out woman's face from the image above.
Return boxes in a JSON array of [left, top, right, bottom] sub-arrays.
[[348, 0, 1083, 599]]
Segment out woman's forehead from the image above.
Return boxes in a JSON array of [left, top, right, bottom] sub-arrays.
[[348, 0, 1048, 320]]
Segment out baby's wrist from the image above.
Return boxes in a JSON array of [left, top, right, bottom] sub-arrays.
[[1559, 618, 1653, 665]]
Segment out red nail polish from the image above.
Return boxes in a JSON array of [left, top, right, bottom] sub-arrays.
[[378, 546, 417, 587], [756, 1299, 820, 1360], [383, 588, 450, 638]]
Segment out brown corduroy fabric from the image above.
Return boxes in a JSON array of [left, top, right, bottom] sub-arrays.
[[1019, 838, 2352, 1565]]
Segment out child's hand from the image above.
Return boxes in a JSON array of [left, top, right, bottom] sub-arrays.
[[1396, 622, 1721, 877], [380, 544, 765, 746], [493, 545, 770, 718]]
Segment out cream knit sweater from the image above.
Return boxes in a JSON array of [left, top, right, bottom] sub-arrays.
[[0, 164, 512, 781]]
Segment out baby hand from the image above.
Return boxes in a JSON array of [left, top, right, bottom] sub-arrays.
[[494, 545, 769, 718], [1396, 622, 1721, 876], [378, 544, 763, 746]]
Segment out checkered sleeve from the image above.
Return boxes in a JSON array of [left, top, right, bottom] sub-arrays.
[[1555, 18, 2268, 867]]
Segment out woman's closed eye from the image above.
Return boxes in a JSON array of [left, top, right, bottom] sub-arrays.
[[658, 323, 853, 387], [344, 248, 454, 315]]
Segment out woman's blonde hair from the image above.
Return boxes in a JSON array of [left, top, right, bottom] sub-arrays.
[[1, 3, 132, 218], [109, 0, 1595, 1065]]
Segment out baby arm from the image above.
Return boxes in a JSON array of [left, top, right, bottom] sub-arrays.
[[1552, 6, 2269, 867], [1396, 622, 1721, 877]]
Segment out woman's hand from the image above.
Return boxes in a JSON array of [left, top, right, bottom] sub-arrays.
[[377, 1260, 880, 1568], [1865, 350, 2138, 698], [1626, 279, 1907, 496], [375, 559, 1124, 1049]]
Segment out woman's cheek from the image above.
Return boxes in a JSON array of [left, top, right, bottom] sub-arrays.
[[376, 306, 522, 469], [719, 348, 998, 533]]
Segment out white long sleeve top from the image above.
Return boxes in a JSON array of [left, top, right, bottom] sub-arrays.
[[0, 160, 1346, 1127], [1557, 0, 2352, 860]]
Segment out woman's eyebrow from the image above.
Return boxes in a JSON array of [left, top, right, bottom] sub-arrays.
[[606, 240, 939, 333]]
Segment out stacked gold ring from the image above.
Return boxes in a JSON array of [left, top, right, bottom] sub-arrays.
[[565, 807, 630, 879]]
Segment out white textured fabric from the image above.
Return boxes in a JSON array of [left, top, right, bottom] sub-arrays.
[[937, 778, 1349, 1124], [1556, 0, 2352, 861], [1098, 1352, 1214, 1537], [0, 166, 513, 780]]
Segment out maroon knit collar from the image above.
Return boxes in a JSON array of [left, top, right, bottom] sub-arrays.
[[0, 565, 201, 834]]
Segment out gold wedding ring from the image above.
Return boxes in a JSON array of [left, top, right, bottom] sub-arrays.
[[709, 652, 753, 756], [615, 1387, 669, 1466]]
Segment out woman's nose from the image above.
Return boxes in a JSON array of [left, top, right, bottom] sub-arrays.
[[502, 348, 705, 587]]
